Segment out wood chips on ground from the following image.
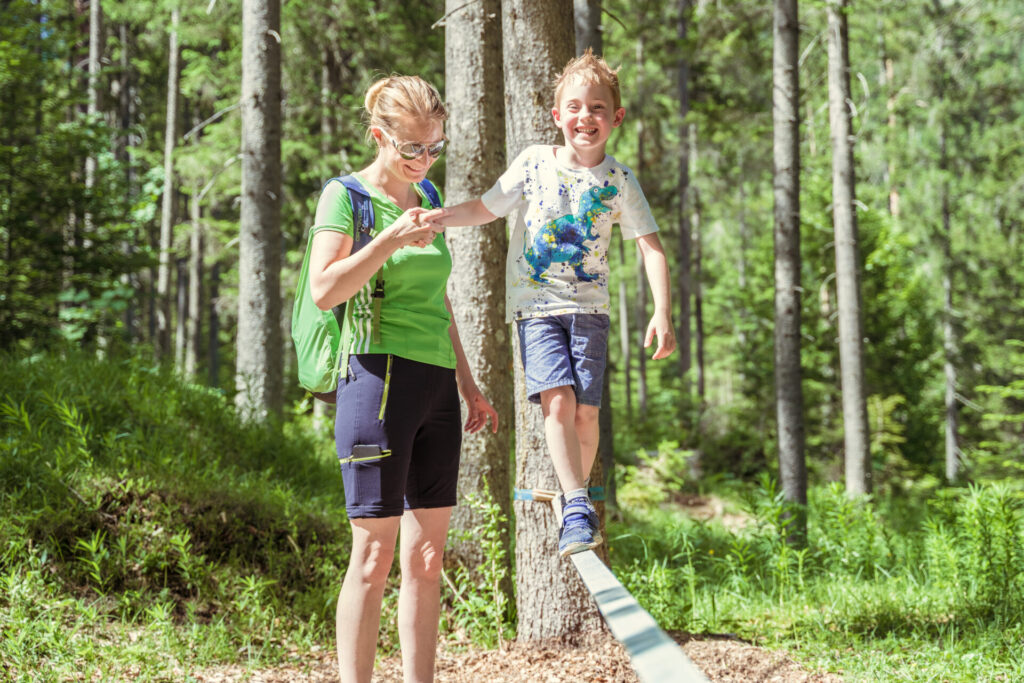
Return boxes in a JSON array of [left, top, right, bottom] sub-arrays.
[[193, 630, 843, 682]]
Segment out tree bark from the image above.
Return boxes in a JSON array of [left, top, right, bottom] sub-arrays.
[[443, 0, 514, 585], [208, 260, 221, 387], [827, 0, 871, 496], [156, 6, 180, 360], [185, 190, 203, 377], [940, 126, 961, 482], [84, 0, 102, 238], [676, 0, 693, 386], [573, 0, 602, 56], [772, 0, 807, 538], [175, 256, 188, 367], [618, 237, 631, 418], [501, 0, 604, 643], [118, 23, 138, 342], [236, 0, 283, 420], [634, 32, 648, 419]]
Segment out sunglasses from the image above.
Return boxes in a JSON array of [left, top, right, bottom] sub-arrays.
[[380, 128, 446, 160]]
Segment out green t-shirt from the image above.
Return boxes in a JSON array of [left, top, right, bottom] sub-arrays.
[[311, 173, 455, 369]]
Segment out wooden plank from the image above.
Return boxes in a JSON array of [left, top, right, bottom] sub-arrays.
[[569, 550, 709, 683], [551, 494, 710, 682]]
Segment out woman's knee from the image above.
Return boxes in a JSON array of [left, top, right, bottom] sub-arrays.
[[350, 545, 395, 587], [347, 525, 398, 588], [401, 540, 445, 583]]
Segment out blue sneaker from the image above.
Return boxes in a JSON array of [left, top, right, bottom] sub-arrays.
[[558, 495, 603, 556]]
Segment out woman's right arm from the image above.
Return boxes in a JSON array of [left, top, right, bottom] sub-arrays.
[[309, 208, 440, 311]]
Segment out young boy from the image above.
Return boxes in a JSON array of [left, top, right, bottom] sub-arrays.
[[438, 49, 676, 555]]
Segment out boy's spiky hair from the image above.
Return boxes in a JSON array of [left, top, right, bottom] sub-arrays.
[[553, 48, 622, 111]]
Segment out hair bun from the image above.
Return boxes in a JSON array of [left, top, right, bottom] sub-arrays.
[[364, 78, 390, 116]]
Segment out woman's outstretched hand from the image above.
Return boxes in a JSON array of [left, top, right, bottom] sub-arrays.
[[460, 383, 499, 435]]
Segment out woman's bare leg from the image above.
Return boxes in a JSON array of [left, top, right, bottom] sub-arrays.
[[337, 516, 402, 683], [397, 506, 453, 683]]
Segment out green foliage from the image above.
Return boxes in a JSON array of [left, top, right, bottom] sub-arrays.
[[611, 480, 1024, 680], [441, 483, 515, 649], [0, 350, 349, 676]]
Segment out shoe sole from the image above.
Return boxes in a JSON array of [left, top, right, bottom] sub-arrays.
[[559, 535, 603, 557]]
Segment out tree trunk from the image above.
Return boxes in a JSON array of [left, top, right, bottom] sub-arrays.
[[236, 0, 283, 421], [443, 0, 514, 585], [940, 127, 960, 482], [175, 256, 188, 368], [772, 0, 807, 539], [676, 0, 693, 385], [185, 190, 203, 377], [877, 20, 899, 218], [618, 237, 632, 419], [84, 0, 102, 239], [635, 245, 648, 418], [208, 260, 221, 387], [573, 0, 602, 56], [501, 0, 604, 643], [634, 32, 648, 419], [692, 181, 704, 403], [118, 23, 138, 342], [827, 0, 871, 496], [156, 7, 180, 360]]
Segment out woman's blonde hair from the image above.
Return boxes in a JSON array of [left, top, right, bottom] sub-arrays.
[[364, 75, 447, 144]]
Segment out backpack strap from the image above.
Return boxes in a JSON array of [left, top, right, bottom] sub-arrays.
[[416, 178, 442, 209], [325, 174, 386, 378]]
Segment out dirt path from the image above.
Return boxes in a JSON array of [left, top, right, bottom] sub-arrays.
[[195, 631, 843, 682]]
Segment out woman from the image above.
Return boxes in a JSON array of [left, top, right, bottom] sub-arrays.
[[308, 75, 498, 683]]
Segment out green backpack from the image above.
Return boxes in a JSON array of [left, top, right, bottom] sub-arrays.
[[292, 174, 441, 403]]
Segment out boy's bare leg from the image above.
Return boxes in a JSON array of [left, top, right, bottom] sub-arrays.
[[540, 385, 586, 492], [575, 404, 601, 484], [337, 516, 402, 683], [398, 506, 452, 683]]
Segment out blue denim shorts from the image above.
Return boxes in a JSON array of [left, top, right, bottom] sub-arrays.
[[516, 313, 610, 407], [334, 354, 462, 518]]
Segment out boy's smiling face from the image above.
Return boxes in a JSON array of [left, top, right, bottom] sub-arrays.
[[551, 79, 625, 159]]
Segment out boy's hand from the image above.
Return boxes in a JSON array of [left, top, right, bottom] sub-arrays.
[[644, 312, 677, 360]]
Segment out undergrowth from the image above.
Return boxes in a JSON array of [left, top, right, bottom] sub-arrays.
[[611, 469, 1024, 681], [0, 351, 350, 679]]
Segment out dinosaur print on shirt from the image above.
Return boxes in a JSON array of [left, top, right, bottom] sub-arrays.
[[523, 185, 618, 284]]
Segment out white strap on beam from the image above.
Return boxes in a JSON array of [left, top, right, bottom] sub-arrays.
[[551, 495, 710, 683], [569, 550, 710, 683]]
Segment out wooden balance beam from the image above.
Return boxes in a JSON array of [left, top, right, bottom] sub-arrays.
[[530, 489, 712, 683]]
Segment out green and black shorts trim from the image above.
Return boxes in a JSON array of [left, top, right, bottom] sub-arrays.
[[334, 353, 462, 518]]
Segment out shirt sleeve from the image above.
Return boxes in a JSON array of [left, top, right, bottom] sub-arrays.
[[311, 179, 354, 237], [481, 146, 533, 218], [615, 167, 659, 240]]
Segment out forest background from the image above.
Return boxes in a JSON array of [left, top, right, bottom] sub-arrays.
[[2, 0, 1024, 680]]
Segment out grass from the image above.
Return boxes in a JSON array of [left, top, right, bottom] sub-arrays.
[[0, 350, 350, 680], [610, 469, 1024, 682]]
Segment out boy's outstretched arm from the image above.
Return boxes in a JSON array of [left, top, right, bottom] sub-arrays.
[[637, 233, 677, 360], [433, 198, 498, 228]]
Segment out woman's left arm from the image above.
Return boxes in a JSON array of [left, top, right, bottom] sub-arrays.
[[445, 294, 499, 434]]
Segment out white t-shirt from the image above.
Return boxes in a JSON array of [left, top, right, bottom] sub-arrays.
[[482, 145, 659, 323]]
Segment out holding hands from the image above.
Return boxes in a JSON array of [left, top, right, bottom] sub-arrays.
[[387, 207, 447, 249]]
